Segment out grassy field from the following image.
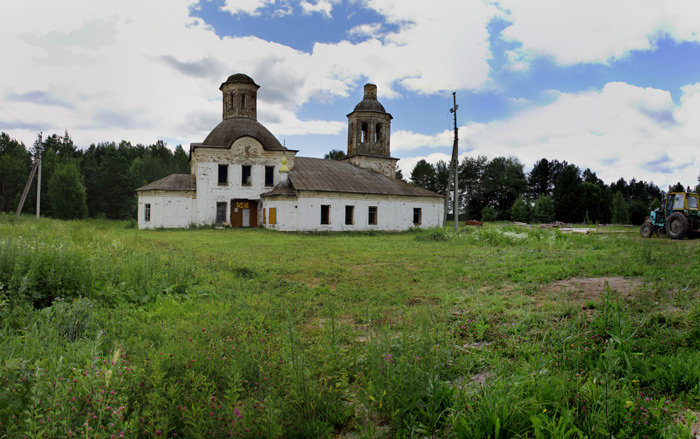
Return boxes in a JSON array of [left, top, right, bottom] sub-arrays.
[[0, 215, 698, 438]]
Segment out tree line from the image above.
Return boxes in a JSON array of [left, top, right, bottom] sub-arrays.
[[409, 156, 698, 224], [0, 132, 189, 220]]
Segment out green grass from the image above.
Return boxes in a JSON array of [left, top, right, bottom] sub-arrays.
[[0, 215, 698, 438]]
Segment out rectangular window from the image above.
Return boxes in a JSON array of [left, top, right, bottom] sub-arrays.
[[262, 208, 266, 224], [269, 207, 277, 225], [216, 202, 227, 225], [218, 164, 228, 185], [368, 206, 377, 225], [413, 208, 422, 225], [144, 204, 151, 222], [673, 194, 685, 209], [241, 165, 251, 186], [345, 205, 354, 225], [321, 205, 330, 225], [265, 166, 274, 187]]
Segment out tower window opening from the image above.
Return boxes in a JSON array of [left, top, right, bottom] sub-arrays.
[[241, 93, 246, 109], [361, 122, 368, 143], [375, 124, 381, 143]]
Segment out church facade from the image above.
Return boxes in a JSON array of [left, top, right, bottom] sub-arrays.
[[136, 74, 444, 231]]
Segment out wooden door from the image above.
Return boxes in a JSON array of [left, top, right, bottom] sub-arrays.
[[249, 200, 258, 227], [230, 200, 242, 227]]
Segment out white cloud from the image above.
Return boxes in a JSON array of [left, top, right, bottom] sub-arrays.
[[220, 0, 274, 16], [395, 82, 700, 189], [0, 0, 499, 150], [497, 0, 700, 66], [347, 22, 382, 39], [300, 0, 335, 17]]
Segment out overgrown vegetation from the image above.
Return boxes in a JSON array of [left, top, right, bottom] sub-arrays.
[[1, 216, 698, 437]]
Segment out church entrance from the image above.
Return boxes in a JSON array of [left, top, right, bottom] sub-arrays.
[[230, 199, 258, 228]]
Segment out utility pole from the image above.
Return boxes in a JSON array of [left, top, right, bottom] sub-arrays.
[[36, 134, 43, 219], [449, 92, 459, 231], [16, 133, 43, 218]]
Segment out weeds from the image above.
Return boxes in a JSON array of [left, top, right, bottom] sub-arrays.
[[0, 216, 697, 437]]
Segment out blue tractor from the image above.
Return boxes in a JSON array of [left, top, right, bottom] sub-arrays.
[[640, 191, 700, 239]]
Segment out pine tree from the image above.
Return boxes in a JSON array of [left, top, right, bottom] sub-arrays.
[[611, 192, 629, 224], [47, 162, 88, 219], [532, 195, 555, 223]]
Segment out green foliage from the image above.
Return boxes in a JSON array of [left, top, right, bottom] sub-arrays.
[[532, 195, 555, 223], [0, 133, 32, 213], [410, 159, 438, 192], [0, 217, 698, 437], [510, 196, 531, 223], [481, 205, 497, 222], [554, 164, 583, 223], [323, 149, 346, 160], [47, 162, 88, 219], [628, 199, 649, 225], [611, 192, 630, 224]]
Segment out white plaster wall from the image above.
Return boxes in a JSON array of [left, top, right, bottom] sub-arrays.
[[262, 192, 443, 232], [193, 138, 286, 226], [137, 192, 195, 229]]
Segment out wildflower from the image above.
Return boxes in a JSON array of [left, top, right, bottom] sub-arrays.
[[626, 401, 633, 408]]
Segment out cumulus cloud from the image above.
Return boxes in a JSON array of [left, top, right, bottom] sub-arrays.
[[0, 0, 498, 148], [395, 82, 700, 189], [497, 0, 700, 66], [220, 0, 274, 16], [300, 0, 335, 17]]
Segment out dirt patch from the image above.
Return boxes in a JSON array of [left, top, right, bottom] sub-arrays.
[[543, 276, 643, 302], [450, 369, 494, 392]]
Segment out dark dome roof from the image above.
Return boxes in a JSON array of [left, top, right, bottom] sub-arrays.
[[200, 117, 285, 151], [223, 73, 258, 86], [353, 98, 386, 113]]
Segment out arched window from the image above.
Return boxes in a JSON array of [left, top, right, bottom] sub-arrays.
[[361, 122, 368, 143]]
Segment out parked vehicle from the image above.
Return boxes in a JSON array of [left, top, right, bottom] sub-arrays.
[[640, 191, 700, 239]]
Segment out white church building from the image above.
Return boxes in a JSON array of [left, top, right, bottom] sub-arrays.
[[136, 74, 444, 231]]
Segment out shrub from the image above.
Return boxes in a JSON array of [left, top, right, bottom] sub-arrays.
[[481, 206, 497, 222]]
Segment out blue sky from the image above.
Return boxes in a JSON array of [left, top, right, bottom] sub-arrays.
[[2, 0, 700, 188]]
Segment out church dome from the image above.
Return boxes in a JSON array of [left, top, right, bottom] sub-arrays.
[[352, 83, 387, 113], [353, 99, 386, 113], [200, 117, 286, 151], [221, 73, 259, 88]]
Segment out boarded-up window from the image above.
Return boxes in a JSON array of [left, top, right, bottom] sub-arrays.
[[145, 204, 151, 222], [265, 166, 274, 187], [345, 205, 354, 225], [269, 207, 277, 225], [242, 165, 251, 186], [413, 208, 422, 225], [218, 164, 228, 185], [321, 205, 330, 225], [262, 208, 266, 224], [216, 202, 227, 225], [368, 206, 377, 225]]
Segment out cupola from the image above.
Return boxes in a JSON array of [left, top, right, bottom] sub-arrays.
[[220, 73, 259, 120]]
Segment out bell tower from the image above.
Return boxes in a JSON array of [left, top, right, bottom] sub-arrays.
[[220, 73, 259, 120], [344, 84, 398, 178]]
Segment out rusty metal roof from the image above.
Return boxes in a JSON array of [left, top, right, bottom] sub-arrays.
[[135, 174, 195, 192], [194, 117, 287, 151], [286, 157, 442, 198], [261, 180, 297, 197]]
